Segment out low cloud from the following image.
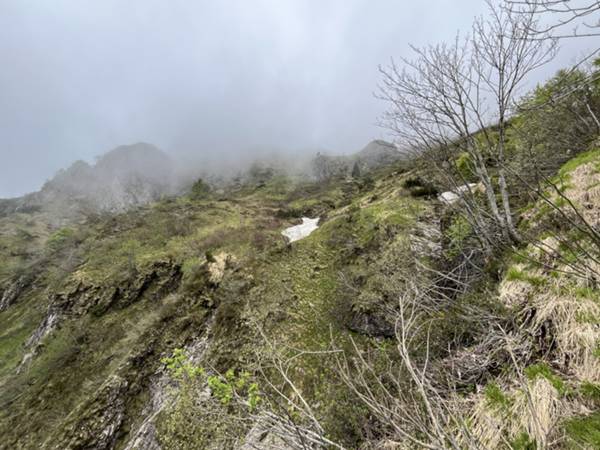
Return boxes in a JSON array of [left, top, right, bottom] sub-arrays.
[[0, 0, 594, 197]]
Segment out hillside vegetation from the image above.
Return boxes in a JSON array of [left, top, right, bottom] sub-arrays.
[[0, 134, 598, 449], [1, 4, 600, 450]]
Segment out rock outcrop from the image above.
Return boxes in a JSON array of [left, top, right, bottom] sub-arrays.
[[0, 275, 28, 311]]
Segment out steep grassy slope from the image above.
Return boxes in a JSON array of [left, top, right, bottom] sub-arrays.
[[439, 149, 600, 450], [3, 148, 598, 449], [0, 161, 436, 449]]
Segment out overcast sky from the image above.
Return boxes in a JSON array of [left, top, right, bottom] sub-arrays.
[[0, 0, 595, 197]]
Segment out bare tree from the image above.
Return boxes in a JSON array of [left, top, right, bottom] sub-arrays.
[[506, 0, 600, 39], [379, 1, 556, 248], [331, 262, 574, 449], [504, 1, 600, 137], [333, 281, 493, 450]]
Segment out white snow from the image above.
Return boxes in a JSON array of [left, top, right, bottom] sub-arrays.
[[438, 191, 460, 204], [438, 183, 479, 204], [282, 217, 320, 243]]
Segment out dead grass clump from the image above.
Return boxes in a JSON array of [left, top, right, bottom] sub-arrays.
[[565, 163, 600, 228], [527, 286, 600, 382], [207, 252, 235, 286], [467, 377, 566, 449]]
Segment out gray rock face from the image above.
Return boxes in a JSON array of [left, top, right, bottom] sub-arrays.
[[17, 261, 182, 374], [43, 143, 176, 213], [122, 374, 169, 450], [123, 330, 213, 450], [16, 294, 64, 373], [410, 217, 442, 259], [1, 143, 177, 219], [15, 261, 187, 449], [54, 375, 129, 450], [0, 276, 27, 311], [354, 139, 404, 170]]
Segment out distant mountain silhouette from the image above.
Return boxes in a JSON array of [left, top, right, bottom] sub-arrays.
[[353, 140, 404, 170], [0, 143, 176, 221]]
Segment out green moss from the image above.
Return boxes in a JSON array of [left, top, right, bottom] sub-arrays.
[[484, 382, 511, 409], [511, 432, 537, 450], [524, 363, 567, 395]]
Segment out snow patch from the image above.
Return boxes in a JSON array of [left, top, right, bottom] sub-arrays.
[[282, 217, 320, 243], [438, 183, 479, 204]]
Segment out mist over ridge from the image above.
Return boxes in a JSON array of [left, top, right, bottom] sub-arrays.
[[2, 0, 593, 198]]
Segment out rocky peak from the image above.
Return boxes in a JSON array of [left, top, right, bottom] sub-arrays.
[[354, 140, 403, 170], [5, 143, 177, 219]]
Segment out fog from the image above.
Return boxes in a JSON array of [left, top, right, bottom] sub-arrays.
[[0, 0, 595, 198]]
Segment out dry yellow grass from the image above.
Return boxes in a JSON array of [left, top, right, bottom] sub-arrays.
[[464, 377, 566, 449], [565, 163, 600, 228], [207, 252, 235, 285], [462, 160, 600, 448]]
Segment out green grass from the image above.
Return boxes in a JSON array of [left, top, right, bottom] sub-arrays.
[[46, 227, 75, 251], [565, 411, 600, 449], [559, 147, 600, 177], [511, 432, 537, 450], [505, 266, 547, 287], [0, 293, 46, 381], [580, 382, 600, 401], [484, 382, 511, 409], [0, 163, 431, 448]]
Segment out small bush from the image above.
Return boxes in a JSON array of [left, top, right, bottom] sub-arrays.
[[455, 152, 477, 182], [444, 214, 473, 258], [402, 176, 438, 197], [161, 348, 205, 379], [180, 257, 208, 294], [46, 227, 75, 252], [275, 207, 304, 219], [190, 178, 211, 200]]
